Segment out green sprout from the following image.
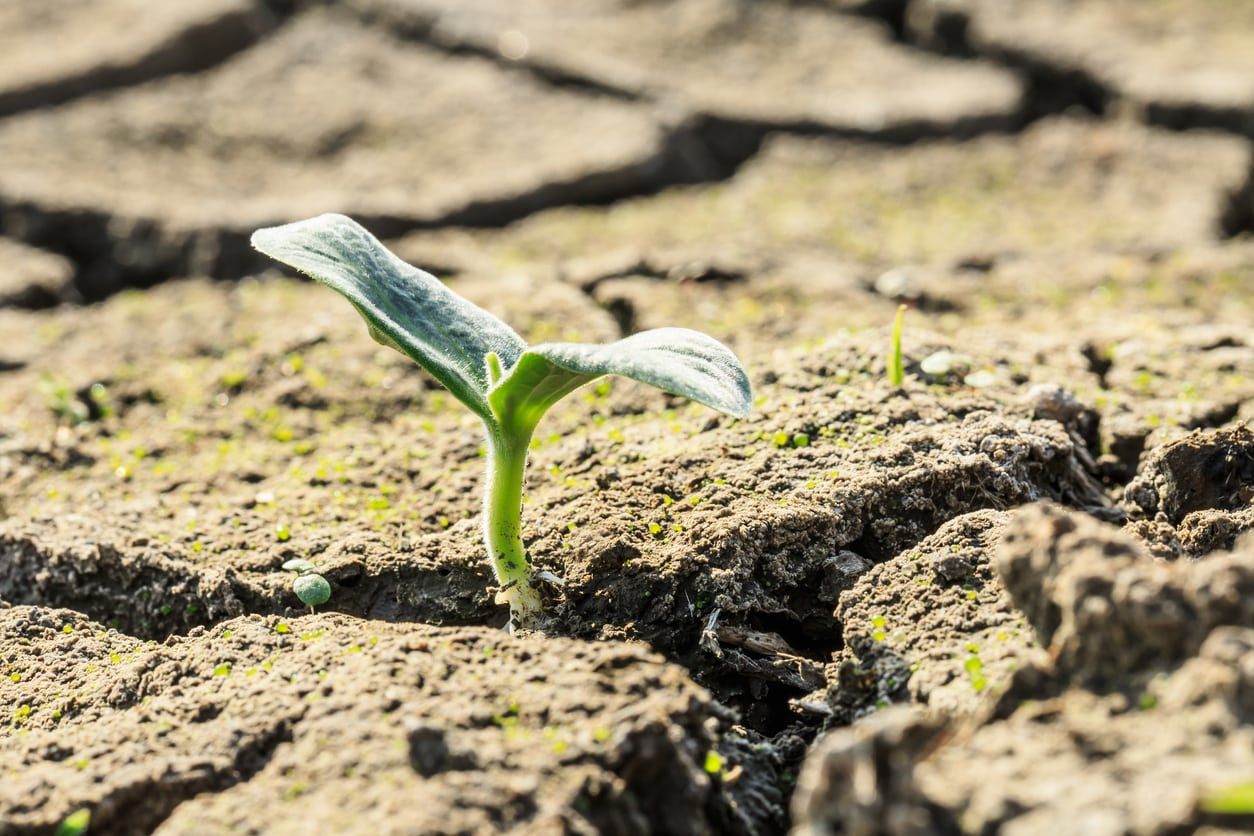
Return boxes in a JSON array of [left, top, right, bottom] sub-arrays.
[[1200, 780, 1254, 815], [253, 215, 751, 629], [40, 376, 112, 426], [887, 304, 906, 387], [282, 558, 332, 612], [55, 809, 91, 836]]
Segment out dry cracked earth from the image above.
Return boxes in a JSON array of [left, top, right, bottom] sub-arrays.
[[1, 1, 1253, 834]]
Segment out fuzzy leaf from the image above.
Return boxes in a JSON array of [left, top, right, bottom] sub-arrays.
[[490, 328, 751, 430], [251, 214, 526, 419]]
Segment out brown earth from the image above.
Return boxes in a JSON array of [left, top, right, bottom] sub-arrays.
[[1, 0, 1253, 834], [1, 608, 758, 835]]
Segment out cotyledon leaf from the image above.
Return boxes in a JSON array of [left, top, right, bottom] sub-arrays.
[[251, 214, 527, 420], [489, 327, 752, 431]]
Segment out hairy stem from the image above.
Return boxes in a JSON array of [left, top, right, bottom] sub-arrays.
[[483, 425, 542, 629]]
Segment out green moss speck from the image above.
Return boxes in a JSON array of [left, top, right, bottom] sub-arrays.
[[55, 808, 91, 836], [1200, 781, 1254, 815], [964, 654, 987, 692]]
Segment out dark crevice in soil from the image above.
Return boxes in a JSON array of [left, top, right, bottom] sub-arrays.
[[697, 105, 1029, 160], [1220, 166, 1254, 238], [1015, 65, 1110, 122], [830, 0, 911, 40], [346, 3, 642, 102], [1144, 102, 1254, 141], [0, 2, 284, 122], [0, 527, 498, 642], [1080, 341, 1114, 389], [899, 8, 1111, 122], [900, 3, 1254, 142], [0, 535, 255, 640]]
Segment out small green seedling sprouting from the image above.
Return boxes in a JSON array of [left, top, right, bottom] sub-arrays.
[[887, 304, 906, 387], [253, 215, 751, 630], [40, 376, 112, 426], [55, 808, 91, 836], [282, 558, 332, 612]]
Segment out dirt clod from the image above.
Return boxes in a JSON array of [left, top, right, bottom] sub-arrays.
[[1124, 425, 1254, 525], [997, 502, 1254, 685]]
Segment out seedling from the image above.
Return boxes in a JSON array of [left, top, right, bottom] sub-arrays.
[[253, 215, 751, 629], [282, 558, 332, 612], [40, 376, 111, 425], [55, 809, 91, 836], [1201, 780, 1254, 815], [887, 304, 906, 387]]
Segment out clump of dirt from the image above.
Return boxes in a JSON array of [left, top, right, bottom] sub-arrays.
[[791, 503, 1254, 835], [1124, 424, 1254, 524], [791, 707, 949, 836], [1119, 425, 1254, 558], [998, 502, 1254, 685], [821, 510, 1036, 724]]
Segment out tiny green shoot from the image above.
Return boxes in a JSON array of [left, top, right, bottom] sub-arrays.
[[887, 304, 905, 387], [1200, 780, 1254, 815], [40, 377, 112, 426], [56, 809, 91, 836], [253, 214, 751, 629], [282, 558, 332, 611]]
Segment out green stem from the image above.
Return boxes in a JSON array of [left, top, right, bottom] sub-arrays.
[[483, 425, 542, 629], [888, 304, 906, 387]]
